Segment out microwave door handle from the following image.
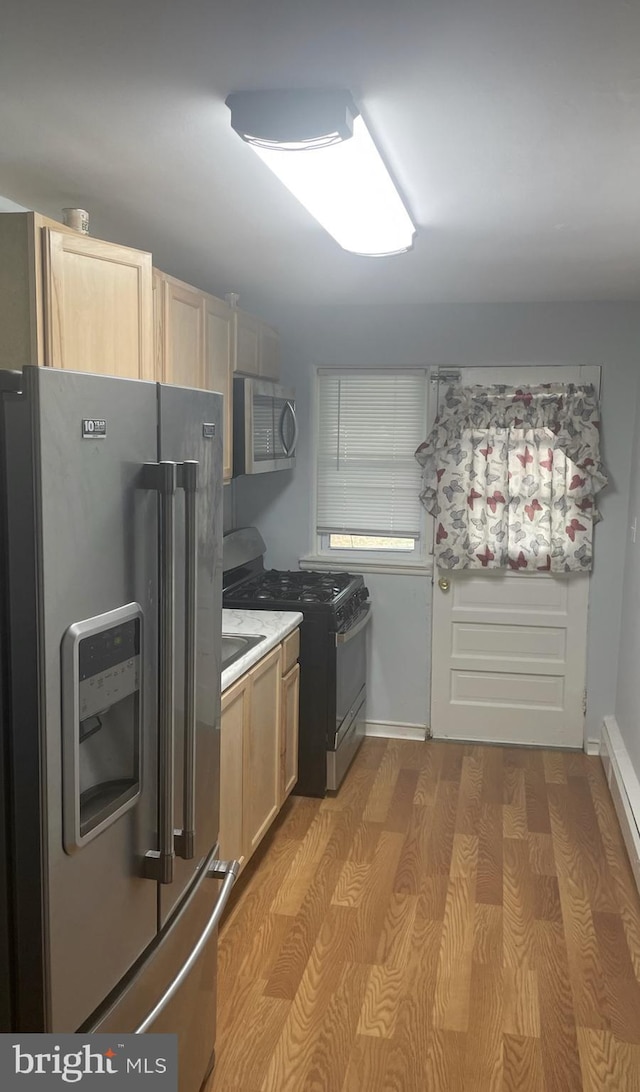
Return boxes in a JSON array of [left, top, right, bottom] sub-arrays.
[[280, 400, 298, 457], [175, 461, 199, 860], [141, 462, 177, 885]]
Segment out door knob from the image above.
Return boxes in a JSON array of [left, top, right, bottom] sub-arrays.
[[438, 577, 450, 592]]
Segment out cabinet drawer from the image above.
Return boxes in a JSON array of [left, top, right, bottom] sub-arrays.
[[282, 628, 300, 676]]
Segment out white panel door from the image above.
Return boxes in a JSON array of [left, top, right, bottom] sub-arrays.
[[430, 365, 599, 749], [431, 570, 589, 747]]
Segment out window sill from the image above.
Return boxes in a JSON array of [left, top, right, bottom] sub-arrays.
[[299, 554, 434, 577]]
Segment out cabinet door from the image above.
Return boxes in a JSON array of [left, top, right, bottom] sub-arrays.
[[159, 275, 204, 388], [152, 271, 163, 380], [43, 229, 153, 379], [281, 662, 300, 802], [233, 309, 261, 377], [259, 323, 281, 381], [220, 675, 249, 866], [0, 212, 63, 369], [245, 646, 281, 855], [203, 294, 233, 483]]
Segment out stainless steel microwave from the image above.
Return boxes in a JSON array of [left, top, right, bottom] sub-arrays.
[[233, 377, 297, 475]]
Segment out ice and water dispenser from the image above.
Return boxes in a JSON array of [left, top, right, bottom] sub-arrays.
[[61, 603, 143, 851]]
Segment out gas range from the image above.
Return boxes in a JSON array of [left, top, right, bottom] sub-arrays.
[[223, 568, 369, 632], [222, 529, 371, 797]]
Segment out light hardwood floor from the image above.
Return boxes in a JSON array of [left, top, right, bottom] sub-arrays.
[[208, 738, 640, 1091]]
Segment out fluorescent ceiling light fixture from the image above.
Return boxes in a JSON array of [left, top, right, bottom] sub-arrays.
[[226, 90, 416, 257]]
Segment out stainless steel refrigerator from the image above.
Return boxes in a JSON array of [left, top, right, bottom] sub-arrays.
[[0, 366, 237, 1091]]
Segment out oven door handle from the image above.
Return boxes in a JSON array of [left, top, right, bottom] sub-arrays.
[[336, 603, 372, 645]]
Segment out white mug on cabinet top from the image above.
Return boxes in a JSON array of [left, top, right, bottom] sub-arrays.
[[62, 207, 89, 233]]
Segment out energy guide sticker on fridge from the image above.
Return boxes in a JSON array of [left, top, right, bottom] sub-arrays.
[[0, 1034, 178, 1089]]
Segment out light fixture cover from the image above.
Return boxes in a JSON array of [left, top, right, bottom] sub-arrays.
[[226, 90, 357, 149], [225, 90, 416, 257]]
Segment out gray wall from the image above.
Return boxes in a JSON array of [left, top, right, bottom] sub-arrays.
[[236, 301, 640, 740], [615, 387, 640, 775], [0, 196, 28, 212]]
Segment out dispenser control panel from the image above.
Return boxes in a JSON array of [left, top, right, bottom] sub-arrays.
[[78, 618, 140, 722]]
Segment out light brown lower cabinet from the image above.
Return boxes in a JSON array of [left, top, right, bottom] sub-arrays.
[[245, 646, 281, 857], [218, 673, 249, 870], [219, 630, 300, 870], [280, 663, 300, 803]]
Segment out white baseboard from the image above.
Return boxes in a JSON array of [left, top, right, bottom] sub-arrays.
[[600, 716, 640, 894], [365, 720, 427, 742], [584, 739, 601, 756]]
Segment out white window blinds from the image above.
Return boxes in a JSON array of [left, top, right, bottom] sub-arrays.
[[316, 370, 427, 538]]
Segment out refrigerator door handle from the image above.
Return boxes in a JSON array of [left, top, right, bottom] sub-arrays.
[[135, 856, 240, 1034], [175, 460, 199, 860], [141, 461, 177, 885]]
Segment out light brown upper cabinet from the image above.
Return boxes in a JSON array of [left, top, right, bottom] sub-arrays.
[[232, 306, 280, 381], [0, 212, 153, 380], [154, 272, 204, 388], [153, 270, 234, 483], [259, 321, 281, 381]]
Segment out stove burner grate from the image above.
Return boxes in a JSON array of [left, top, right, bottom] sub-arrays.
[[227, 568, 355, 606]]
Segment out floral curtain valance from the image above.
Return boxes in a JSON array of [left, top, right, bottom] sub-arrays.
[[415, 383, 608, 573]]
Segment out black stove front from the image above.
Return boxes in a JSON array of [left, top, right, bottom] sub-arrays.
[[223, 561, 370, 796]]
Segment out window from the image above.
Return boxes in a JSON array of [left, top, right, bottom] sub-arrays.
[[315, 369, 428, 564]]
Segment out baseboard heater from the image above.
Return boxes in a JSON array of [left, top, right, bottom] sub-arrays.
[[600, 716, 640, 895]]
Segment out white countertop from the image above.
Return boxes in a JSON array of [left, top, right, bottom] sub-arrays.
[[221, 608, 303, 692]]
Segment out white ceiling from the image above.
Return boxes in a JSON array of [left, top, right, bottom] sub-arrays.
[[1, 0, 639, 308]]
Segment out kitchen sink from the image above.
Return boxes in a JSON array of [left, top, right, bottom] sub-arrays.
[[221, 632, 267, 671]]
